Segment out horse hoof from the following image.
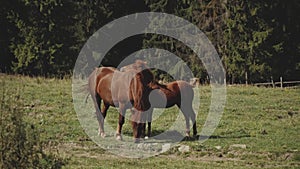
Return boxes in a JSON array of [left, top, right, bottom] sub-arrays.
[[134, 138, 140, 143], [185, 133, 191, 137], [100, 132, 106, 138], [116, 134, 122, 141]]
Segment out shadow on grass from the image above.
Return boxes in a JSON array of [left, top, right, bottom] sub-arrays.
[[108, 129, 252, 143], [198, 134, 251, 140], [150, 130, 198, 142], [150, 129, 252, 142]]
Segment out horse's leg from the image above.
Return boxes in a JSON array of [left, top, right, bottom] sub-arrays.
[[141, 111, 146, 139], [190, 109, 197, 137], [93, 94, 105, 137], [99, 103, 110, 138], [116, 104, 126, 140], [131, 110, 145, 143], [146, 108, 153, 138], [139, 111, 146, 141], [130, 108, 146, 139], [178, 105, 191, 137], [101, 103, 109, 119]]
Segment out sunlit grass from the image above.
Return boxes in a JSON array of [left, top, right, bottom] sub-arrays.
[[0, 74, 299, 168]]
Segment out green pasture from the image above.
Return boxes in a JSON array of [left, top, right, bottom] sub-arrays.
[[0, 74, 299, 168]]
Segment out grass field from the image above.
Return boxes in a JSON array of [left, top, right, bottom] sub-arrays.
[[0, 74, 299, 168]]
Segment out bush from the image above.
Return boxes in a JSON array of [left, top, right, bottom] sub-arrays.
[[0, 82, 65, 168]]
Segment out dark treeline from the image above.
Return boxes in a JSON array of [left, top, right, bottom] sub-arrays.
[[0, 0, 299, 83]]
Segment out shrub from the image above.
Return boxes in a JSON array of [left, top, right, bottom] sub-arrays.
[[0, 82, 65, 168]]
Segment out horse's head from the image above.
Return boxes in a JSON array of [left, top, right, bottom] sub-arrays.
[[129, 62, 156, 111], [124, 60, 155, 141]]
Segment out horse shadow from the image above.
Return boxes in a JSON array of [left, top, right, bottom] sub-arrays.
[[151, 130, 184, 142], [149, 130, 251, 142], [148, 130, 196, 142]]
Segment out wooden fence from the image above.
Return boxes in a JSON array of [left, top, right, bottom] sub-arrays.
[[254, 77, 300, 88]]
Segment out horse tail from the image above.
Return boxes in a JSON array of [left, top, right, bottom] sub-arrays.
[[86, 68, 99, 104], [79, 84, 89, 92], [73, 83, 88, 93], [74, 83, 90, 103], [75, 68, 100, 104], [84, 93, 90, 103]]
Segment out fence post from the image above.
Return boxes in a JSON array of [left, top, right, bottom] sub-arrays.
[[280, 77, 283, 89], [245, 72, 248, 86]]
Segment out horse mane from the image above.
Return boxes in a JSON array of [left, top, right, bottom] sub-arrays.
[[154, 82, 167, 88], [130, 68, 154, 111], [119, 60, 155, 111]]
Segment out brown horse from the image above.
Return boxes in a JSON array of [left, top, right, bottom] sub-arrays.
[[147, 81, 197, 138], [87, 62, 154, 142], [121, 63, 197, 138]]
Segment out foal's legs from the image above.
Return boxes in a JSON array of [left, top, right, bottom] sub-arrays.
[[178, 105, 190, 137], [179, 104, 194, 137], [116, 104, 126, 140], [190, 109, 197, 137], [179, 104, 197, 138], [183, 112, 191, 137]]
